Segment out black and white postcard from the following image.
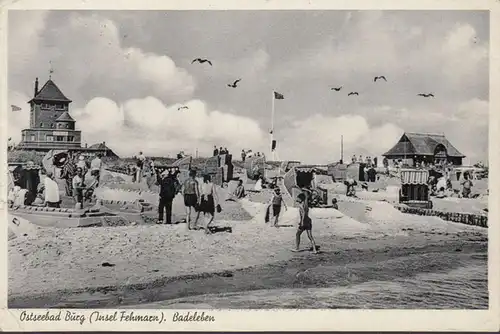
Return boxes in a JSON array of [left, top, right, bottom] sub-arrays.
[[1, 0, 499, 331]]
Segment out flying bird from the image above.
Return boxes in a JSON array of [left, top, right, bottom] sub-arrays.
[[348, 92, 359, 96], [191, 58, 212, 66], [331, 86, 342, 91], [417, 93, 434, 98], [227, 79, 241, 88], [178, 106, 189, 111], [374, 76, 387, 82]]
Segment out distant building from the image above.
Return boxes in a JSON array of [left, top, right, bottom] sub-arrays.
[[16, 77, 118, 158], [383, 132, 465, 167]]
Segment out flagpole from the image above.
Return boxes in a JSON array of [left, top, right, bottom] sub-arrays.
[[270, 91, 275, 160]]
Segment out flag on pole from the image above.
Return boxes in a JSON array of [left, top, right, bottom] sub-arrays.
[[274, 91, 284, 100], [11, 105, 21, 111], [271, 140, 277, 151]]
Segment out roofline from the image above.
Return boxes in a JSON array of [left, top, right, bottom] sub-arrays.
[[28, 98, 73, 103], [404, 132, 446, 137]]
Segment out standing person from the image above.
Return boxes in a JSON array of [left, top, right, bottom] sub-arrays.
[[270, 188, 287, 227], [136, 151, 146, 183], [198, 174, 220, 234], [293, 193, 318, 253], [241, 150, 246, 162], [351, 155, 357, 163], [213, 146, 219, 156], [373, 156, 378, 168], [157, 170, 179, 224], [76, 155, 87, 175], [183, 169, 200, 230], [72, 167, 86, 209], [461, 171, 474, 198], [60, 153, 76, 196], [43, 171, 60, 208], [90, 153, 103, 187]]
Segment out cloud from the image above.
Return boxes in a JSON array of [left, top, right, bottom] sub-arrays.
[[9, 12, 195, 104], [277, 114, 403, 164], [71, 96, 267, 157]]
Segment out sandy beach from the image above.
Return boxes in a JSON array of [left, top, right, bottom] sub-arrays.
[[8, 191, 487, 308]]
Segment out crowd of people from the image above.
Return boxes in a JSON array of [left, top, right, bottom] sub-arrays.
[[8, 152, 103, 210], [155, 168, 221, 235]]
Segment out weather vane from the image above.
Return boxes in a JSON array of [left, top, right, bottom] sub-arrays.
[[49, 61, 54, 79]]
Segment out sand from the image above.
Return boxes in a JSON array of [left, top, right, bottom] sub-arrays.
[[8, 195, 486, 301]]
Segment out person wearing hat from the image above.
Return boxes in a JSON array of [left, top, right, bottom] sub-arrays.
[[269, 187, 287, 227], [72, 167, 86, 209], [156, 169, 180, 224]]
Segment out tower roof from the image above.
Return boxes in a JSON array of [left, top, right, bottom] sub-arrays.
[[55, 111, 75, 122], [29, 79, 72, 103]]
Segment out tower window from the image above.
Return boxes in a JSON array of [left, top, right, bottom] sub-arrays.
[[55, 104, 65, 110], [40, 122, 43, 128], [56, 136, 64, 142], [41, 103, 51, 110], [65, 124, 69, 129], [58, 123, 62, 128], [68, 136, 74, 142], [30, 135, 35, 141], [51, 124, 55, 128]]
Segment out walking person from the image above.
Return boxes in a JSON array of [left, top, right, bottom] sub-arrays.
[[198, 174, 220, 234], [269, 188, 287, 227], [241, 149, 246, 162], [157, 169, 179, 224], [293, 192, 318, 253], [183, 169, 200, 230]]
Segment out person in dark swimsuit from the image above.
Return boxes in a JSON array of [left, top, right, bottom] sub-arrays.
[[183, 169, 200, 230], [293, 192, 318, 253]]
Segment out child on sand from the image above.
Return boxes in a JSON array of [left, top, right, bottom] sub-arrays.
[[270, 188, 287, 227], [293, 192, 318, 253]]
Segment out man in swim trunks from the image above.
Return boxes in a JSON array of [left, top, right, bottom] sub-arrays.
[[183, 169, 200, 230]]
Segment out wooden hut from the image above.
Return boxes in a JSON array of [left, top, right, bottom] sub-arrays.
[[399, 168, 432, 209]]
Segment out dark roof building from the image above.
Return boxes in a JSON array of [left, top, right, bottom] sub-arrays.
[[16, 76, 118, 158], [383, 132, 465, 166]]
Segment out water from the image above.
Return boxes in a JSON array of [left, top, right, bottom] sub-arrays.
[[135, 253, 487, 309]]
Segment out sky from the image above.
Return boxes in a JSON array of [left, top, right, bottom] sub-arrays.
[[7, 10, 489, 164]]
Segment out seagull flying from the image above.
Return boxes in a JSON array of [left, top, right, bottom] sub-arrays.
[[374, 76, 387, 82], [348, 92, 359, 96], [191, 58, 212, 66], [227, 79, 241, 88], [417, 93, 434, 98], [178, 106, 189, 110], [331, 86, 342, 91]]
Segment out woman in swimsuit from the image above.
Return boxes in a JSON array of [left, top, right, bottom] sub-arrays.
[[198, 174, 219, 234], [293, 192, 318, 253]]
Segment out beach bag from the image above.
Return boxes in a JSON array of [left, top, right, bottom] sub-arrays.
[[264, 204, 271, 223], [216, 204, 222, 213]]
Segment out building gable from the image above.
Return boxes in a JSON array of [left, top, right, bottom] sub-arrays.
[[29, 79, 72, 103], [383, 132, 465, 158]]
